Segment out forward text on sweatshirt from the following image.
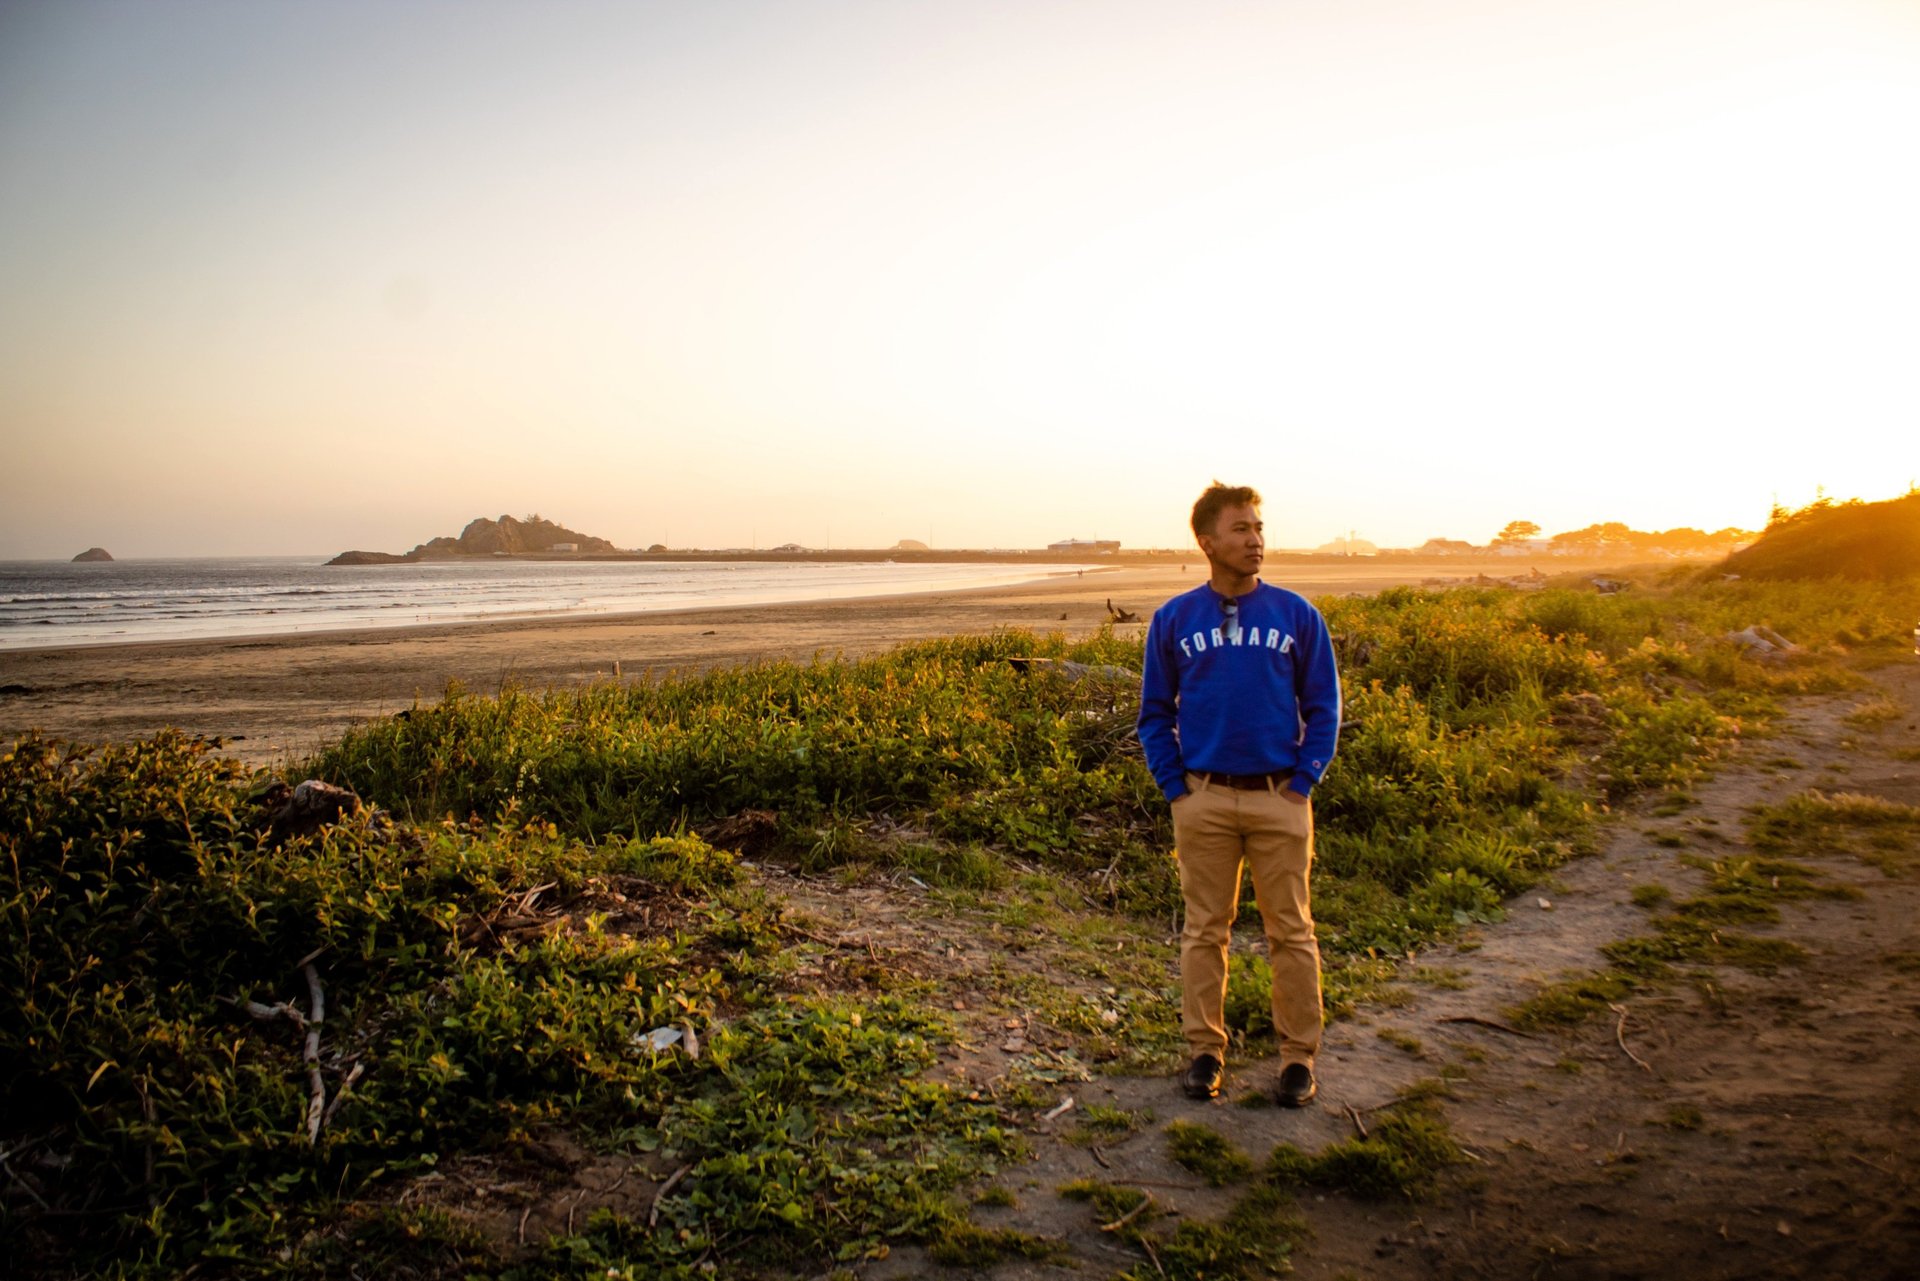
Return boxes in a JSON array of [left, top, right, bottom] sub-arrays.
[[1136, 581, 1342, 801]]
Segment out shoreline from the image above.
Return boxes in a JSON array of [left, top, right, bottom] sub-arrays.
[[0, 562, 1119, 656], [0, 561, 1530, 766]]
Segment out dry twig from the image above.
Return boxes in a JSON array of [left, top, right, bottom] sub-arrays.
[[1344, 1102, 1369, 1140], [649, 1164, 692, 1229], [1606, 1002, 1653, 1074], [1101, 1190, 1154, 1232], [321, 1061, 365, 1130], [0, 1146, 51, 1211], [1438, 1015, 1534, 1038]]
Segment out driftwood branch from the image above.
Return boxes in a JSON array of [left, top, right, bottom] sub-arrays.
[[303, 963, 327, 1144]]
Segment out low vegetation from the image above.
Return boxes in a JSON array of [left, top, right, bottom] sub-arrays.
[[1266, 1095, 1463, 1198], [4, 571, 1912, 1277]]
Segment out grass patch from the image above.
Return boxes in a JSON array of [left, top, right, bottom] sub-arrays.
[[1376, 1027, 1425, 1056], [1515, 852, 1837, 1028], [1409, 965, 1470, 990], [1065, 1103, 1153, 1145], [1265, 1098, 1462, 1198], [1750, 789, 1920, 879], [1139, 1183, 1304, 1280], [1062, 1178, 1304, 1281], [1164, 1120, 1258, 1186], [926, 1220, 1068, 1267], [1842, 695, 1905, 730], [1058, 1177, 1150, 1222]]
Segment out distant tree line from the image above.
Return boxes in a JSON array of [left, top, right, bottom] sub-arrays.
[[1416, 519, 1755, 557]]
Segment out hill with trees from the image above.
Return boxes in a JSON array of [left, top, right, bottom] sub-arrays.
[[1719, 491, 1920, 580]]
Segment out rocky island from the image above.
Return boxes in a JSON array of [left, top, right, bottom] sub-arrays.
[[328, 515, 620, 565], [71, 547, 113, 562]]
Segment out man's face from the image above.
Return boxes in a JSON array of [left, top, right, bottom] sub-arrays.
[[1199, 503, 1264, 577]]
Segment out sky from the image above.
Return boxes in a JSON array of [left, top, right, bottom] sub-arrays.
[[2, 0, 1916, 558]]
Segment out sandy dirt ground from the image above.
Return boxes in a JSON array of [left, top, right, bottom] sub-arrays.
[[373, 659, 1920, 1281], [0, 562, 1439, 766], [856, 661, 1920, 1281]]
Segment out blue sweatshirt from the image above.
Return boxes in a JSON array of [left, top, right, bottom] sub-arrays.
[[1137, 581, 1342, 801]]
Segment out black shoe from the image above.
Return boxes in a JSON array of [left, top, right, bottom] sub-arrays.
[[1181, 1053, 1224, 1100], [1276, 1062, 1316, 1108]]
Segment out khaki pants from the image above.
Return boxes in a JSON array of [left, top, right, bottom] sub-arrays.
[[1171, 771, 1323, 1068]]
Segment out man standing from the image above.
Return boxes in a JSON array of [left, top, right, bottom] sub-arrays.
[[1137, 482, 1342, 1105]]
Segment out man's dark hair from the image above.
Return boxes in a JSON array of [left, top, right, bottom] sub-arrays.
[[1191, 482, 1263, 540]]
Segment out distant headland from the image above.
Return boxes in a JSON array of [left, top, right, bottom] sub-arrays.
[[71, 547, 113, 563], [328, 515, 618, 565]]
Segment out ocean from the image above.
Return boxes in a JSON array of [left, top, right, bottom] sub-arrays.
[[0, 557, 1092, 650]]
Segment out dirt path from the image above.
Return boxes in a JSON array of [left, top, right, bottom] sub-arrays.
[[843, 663, 1920, 1280]]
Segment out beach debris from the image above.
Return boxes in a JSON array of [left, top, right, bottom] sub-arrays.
[[1040, 1095, 1076, 1123], [1005, 656, 1138, 684], [256, 779, 381, 841], [1470, 570, 1549, 591], [637, 1026, 685, 1054], [1727, 625, 1798, 657], [1106, 598, 1141, 623]]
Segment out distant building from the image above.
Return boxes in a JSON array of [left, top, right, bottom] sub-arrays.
[[771, 542, 808, 552], [548, 543, 579, 553], [1048, 538, 1120, 554]]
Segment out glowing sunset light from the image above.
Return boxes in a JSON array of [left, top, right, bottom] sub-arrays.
[[1, 0, 1915, 557]]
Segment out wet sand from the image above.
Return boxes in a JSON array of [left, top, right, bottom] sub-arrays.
[[0, 562, 1442, 766]]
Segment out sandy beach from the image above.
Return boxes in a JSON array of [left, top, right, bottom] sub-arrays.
[[0, 561, 1447, 766]]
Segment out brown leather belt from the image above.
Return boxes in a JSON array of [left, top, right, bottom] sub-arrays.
[[1196, 769, 1295, 791]]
